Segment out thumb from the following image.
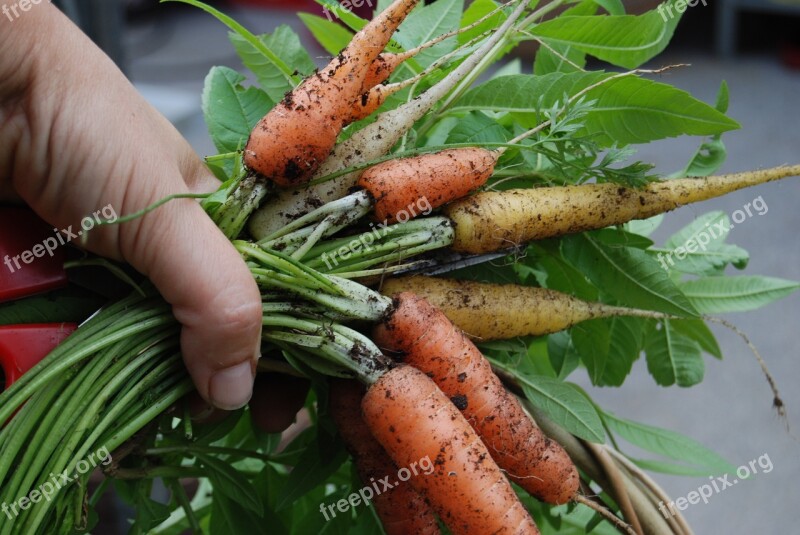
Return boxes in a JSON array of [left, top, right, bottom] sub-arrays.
[[121, 166, 262, 410]]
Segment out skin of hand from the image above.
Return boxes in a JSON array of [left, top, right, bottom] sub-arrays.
[[0, 5, 308, 423]]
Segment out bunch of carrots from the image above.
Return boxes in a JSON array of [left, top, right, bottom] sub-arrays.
[[0, 0, 797, 533]]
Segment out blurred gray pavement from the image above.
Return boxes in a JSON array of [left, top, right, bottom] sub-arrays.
[[125, 7, 799, 533]]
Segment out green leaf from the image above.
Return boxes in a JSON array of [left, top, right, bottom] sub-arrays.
[[570, 318, 610, 384], [134, 495, 173, 532], [680, 276, 800, 313], [314, 0, 369, 36], [532, 243, 598, 301], [211, 490, 267, 534], [645, 318, 704, 386], [454, 73, 741, 145], [671, 318, 722, 359], [445, 111, 510, 145], [196, 453, 262, 513], [533, 41, 587, 75], [392, 0, 464, 67], [547, 331, 581, 380], [298, 13, 354, 56], [202, 67, 273, 153], [275, 435, 347, 511], [533, 0, 596, 75], [624, 214, 664, 237], [591, 0, 625, 15], [659, 211, 749, 275], [491, 360, 605, 442], [628, 457, 723, 477], [675, 81, 730, 177], [526, 2, 682, 69], [601, 410, 736, 475], [459, 0, 505, 45], [600, 316, 644, 386], [230, 25, 315, 102], [0, 287, 104, 326], [561, 233, 698, 317]]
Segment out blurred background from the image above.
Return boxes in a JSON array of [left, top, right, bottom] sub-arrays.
[[56, 0, 799, 532]]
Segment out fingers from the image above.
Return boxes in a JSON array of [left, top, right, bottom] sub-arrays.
[[135, 195, 262, 410]]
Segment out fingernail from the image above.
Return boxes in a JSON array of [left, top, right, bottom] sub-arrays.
[[209, 361, 255, 410]]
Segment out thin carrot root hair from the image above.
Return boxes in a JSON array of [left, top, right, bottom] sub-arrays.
[[573, 494, 638, 535]]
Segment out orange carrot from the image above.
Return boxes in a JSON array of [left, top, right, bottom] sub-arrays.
[[244, 0, 418, 186], [361, 365, 540, 535], [361, 53, 409, 92], [358, 148, 498, 223], [373, 292, 580, 505], [329, 379, 441, 535]]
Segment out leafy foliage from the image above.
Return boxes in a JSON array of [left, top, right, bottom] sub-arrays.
[[67, 1, 796, 532]]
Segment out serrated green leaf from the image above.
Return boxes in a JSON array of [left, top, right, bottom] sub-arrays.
[[603, 410, 736, 475], [491, 360, 605, 442], [459, 0, 505, 44], [532, 243, 598, 301], [202, 67, 273, 153], [196, 453, 262, 513], [562, 233, 698, 317], [675, 81, 731, 177], [571, 318, 610, 384], [671, 318, 722, 359], [526, 1, 681, 69], [547, 331, 582, 380], [445, 111, 510, 145], [454, 73, 740, 145], [533, 0, 595, 75], [298, 13, 354, 56], [645, 318, 704, 386], [533, 41, 588, 75], [660, 211, 749, 275], [392, 0, 463, 67], [680, 276, 800, 313], [600, 316, 644, 386], [230, 25, 315, 102], [624, 214, 664, 237]]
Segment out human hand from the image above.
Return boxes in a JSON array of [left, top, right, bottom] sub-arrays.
[[0, 6, 285, 414]]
